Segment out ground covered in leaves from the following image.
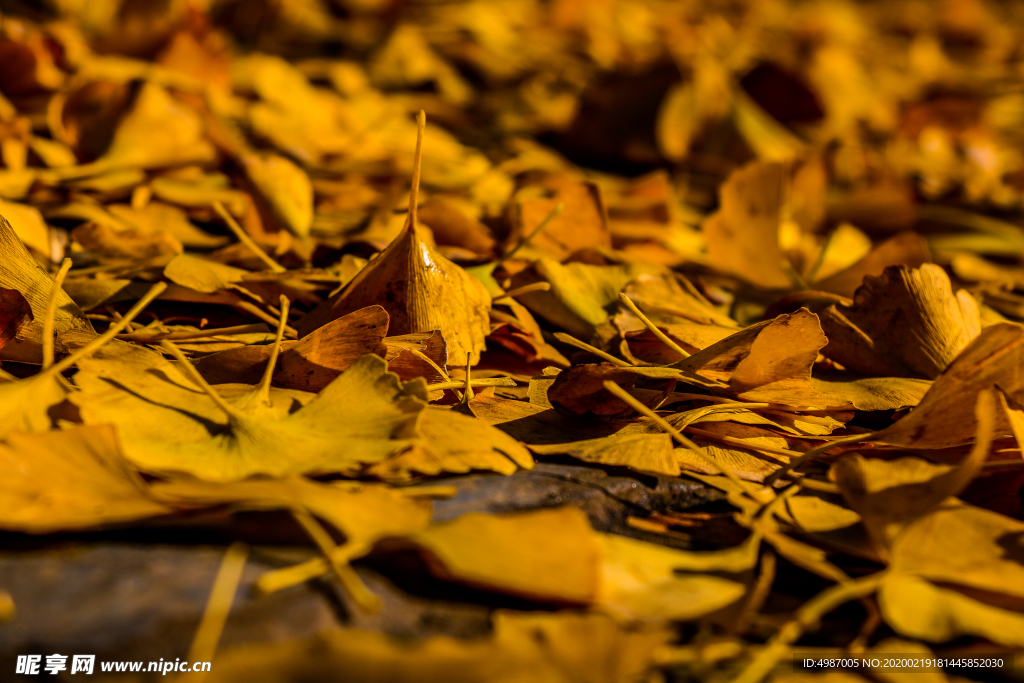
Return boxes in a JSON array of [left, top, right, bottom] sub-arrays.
[[1, 0, 1024, 681]]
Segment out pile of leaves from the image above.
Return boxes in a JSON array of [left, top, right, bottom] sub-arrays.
[[2, 0, 1024, 681]]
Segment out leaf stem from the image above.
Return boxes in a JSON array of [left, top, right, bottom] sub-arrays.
[[496, 202, 564, 265], [553, 332, 633, 367], [618, 292, 691, 359], [425, 377, 516, 392], [186, 542, 248, 679], [48, 281, 168, 376], [257, 295, 290, 406], [160, 340, 244, 422], [763, 432, 869, 487], [212, 201, 285, 273], [729, 571, 886, 683], [290, 508, 381, 613], [409, 110, 425, 228], [41, 258, 73, 370], [494, 281, 551, 301], [602, 380, 770, 501]]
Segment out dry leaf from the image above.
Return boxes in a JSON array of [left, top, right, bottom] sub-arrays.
[[74, 347, 426, 481], [820, 264, 981, 379], [0, 214, 93, 363], [298, 113, 490, 366], [0, 425, 172, 533], [530, 433, 680, 476]]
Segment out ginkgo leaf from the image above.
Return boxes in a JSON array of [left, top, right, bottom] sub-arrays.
[[417, 198, 496, 257], [830, 388, 994, 557], [297, 113, 491, 366], [663, 308, 852, 410], [819, 264, 981, 379], [393, 506, 754, 620], [878, 573, 1024, 647], [240, 151, 313, 237], [595, 532, 756, 621], [104, 84, 215, 169], [107, 202, 230, 249], [0, 287, 31, 352], [0, 425, 173, 533], [674, 429, 787, 483], [808, 373, 931, 412], [887, 500, 1024, 601], [507, 178, 611, 261], [402, 507, 602, 605], [365, 407, 534, 482], [814, 232, 931, 299], [153, 476, 433, 558], [164, 252, 249, 294], [79, 347, 426, 481], [512, 258, 659, 339], [0, 198, 50, 256], [621, 324, 737, 362], [58, 83, 217, 178], [703, 159, 825, 288], [530, 433, 679, 476], [869, 323, 1024, 448], [71, 220, 183, 259], [0, 214, 93, 364], [0, 279, 165, 438], [621, 273, 738, 329], [274, 305, 389, 391], [204, 610, 671, 683], [193, 313, 440, 388]]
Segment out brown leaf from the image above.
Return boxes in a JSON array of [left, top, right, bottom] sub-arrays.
[[0, 287, 32, 352], [703, 159, 826, 288], [507, 177, 611, 261], [870, 323, 1024, 448], [820, 264, 981, 379], [0, 214, 93, 363], [297, 114, 490, 366], [547, 363, 641, 419]]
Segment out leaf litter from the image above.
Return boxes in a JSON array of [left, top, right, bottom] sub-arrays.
[[2, 2, 1024, 682]]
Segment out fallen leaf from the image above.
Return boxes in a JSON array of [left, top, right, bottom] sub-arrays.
[[0, 214, 93, 364], [0, 425, 173, 533], [297, 113, 491, 366], [869, 323, 1024, 448], [75, 348, 426, 481], [206, 610, 671, 683], [240, 152, 313, 237], [878, 572, 1024, 647], [819, 264, 981, 379], [364, 407, 534, 482], [530, 433, 680, 476], [399, 506, 602, 605]]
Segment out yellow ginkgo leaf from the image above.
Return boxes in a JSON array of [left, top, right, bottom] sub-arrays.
[[58, 83, 217, 179], [530, 433, 679, 476], [204, 610, 671, 683], [365, 407, 534, 482], [820, 264, 981, 379], [394, 506, 755, 621], [0, 214, 93, 364], [240, 152, 313, 237], [879, 572, 1024, 647], [76, 331, 427, 481], [297, 112, 490, 366], [0, 425, 173, 533]]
